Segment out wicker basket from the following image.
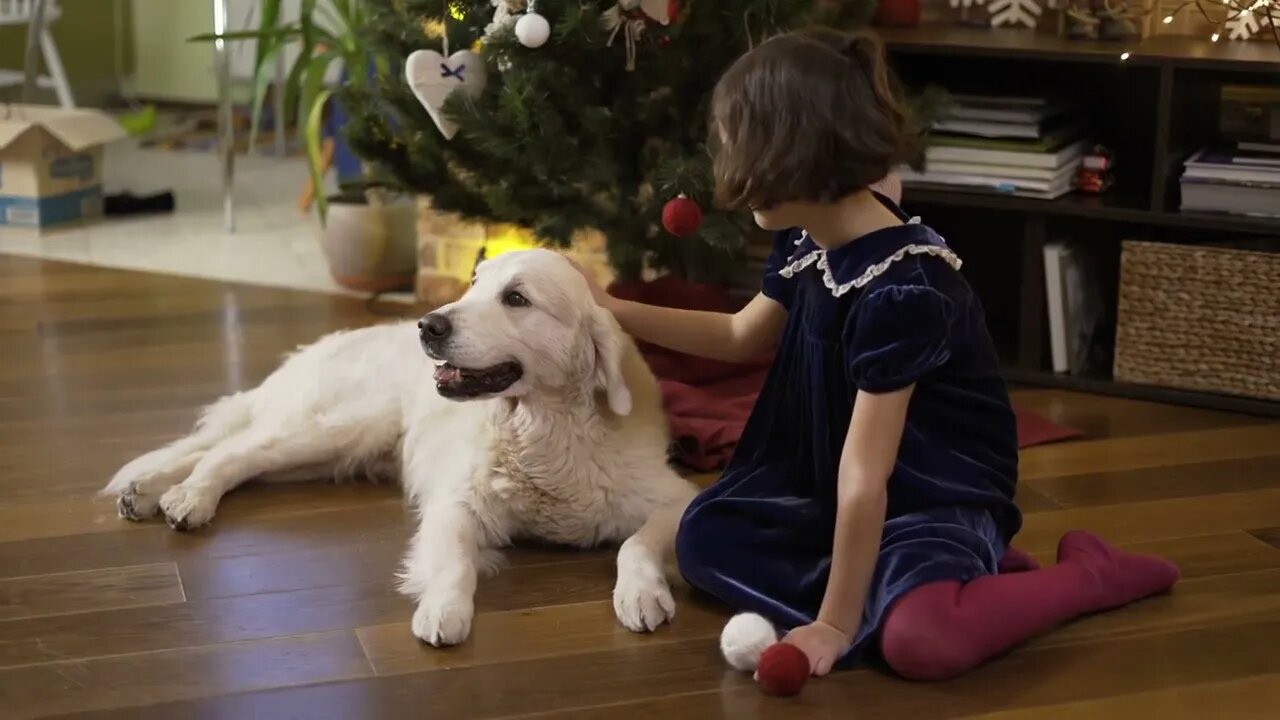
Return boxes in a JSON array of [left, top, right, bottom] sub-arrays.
[[1114, 240, 1280, 401]]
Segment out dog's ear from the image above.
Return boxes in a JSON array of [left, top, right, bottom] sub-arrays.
[[588, 307, 632, 416]]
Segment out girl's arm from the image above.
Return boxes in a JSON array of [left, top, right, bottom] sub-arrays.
[[782, 384, 913, 675], [605, 293, 787, 364]]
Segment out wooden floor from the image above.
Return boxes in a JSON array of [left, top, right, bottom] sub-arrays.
[[2, 255, 1280, 719]]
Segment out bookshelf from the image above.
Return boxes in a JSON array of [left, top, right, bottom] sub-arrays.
[[882, 26, 1280, 417]]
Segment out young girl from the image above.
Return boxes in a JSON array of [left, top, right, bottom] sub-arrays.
[[587, 28, 1180, 682]]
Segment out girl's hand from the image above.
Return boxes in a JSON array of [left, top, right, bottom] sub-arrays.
[[778, 621, 852, 677]]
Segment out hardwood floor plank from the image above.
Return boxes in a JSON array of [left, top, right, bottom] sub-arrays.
[[1014, 489, 1280, 553], [0, 631, 372, 720], [48, 619, 1280, 720], [0, 553, 621, 668], [513, 620, 1280, 720], [1028, 532, 1280, 581], [1250, 527, 1280, 550], [953, 674, 1280, 720], [178, 540, 610, 601], [1008, 390, 1267, 439], [1019, 425, 1280, 481], [358, 593, 729, 676], [1027, 455, 1280, 508], [0, 484, 402, 543], [0, 563, 183, 622], [0, 501, 406, 581]]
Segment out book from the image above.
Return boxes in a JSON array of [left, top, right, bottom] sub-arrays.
[[924, 140, 1088, 171], [901, 161, 1078, 195], [1180, 177, 1280, 217], [923, 158, 1079, 181], [942, 97, 1071, 125], [1043, 242, 1071, 374], [1182, 147, 1280, 184]]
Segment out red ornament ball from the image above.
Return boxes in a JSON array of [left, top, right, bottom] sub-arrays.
[[756, 643, 810, 697], [662, 195, 702, 237]]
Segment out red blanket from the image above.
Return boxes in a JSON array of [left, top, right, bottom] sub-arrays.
[[610, 277, 1081, 472]]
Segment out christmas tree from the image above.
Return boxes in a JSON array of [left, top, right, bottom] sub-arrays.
[[342, 0, 886, 282]]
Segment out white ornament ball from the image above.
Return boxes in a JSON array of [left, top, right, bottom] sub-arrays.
[[720, 613, 778, 672], [515, 12, 551, 48]]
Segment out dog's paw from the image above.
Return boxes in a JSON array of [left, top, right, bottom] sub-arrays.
[[613, 567, 676, 633], [411, 590, 474, 647], [116, 486, 160, 522], [159, 484, 219, 531]]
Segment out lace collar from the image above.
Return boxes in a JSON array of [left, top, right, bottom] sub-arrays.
[[776, 218, 963, 298]]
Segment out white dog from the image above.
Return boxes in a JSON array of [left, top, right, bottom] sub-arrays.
[[102, 249, 698, 645]]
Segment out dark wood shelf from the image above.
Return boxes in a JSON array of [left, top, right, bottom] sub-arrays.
[[903, 186, 1280, 235], [903, 186, 1152, 223], [880, 26, 1280, 72], [1003, 368, 1280, 417]]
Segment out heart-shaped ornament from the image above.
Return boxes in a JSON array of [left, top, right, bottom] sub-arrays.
[[406, 49, 488, 140]]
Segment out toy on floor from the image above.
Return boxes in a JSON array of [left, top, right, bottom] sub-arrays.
[[757, 643, 811, 696], [720, 612, 811, 697]]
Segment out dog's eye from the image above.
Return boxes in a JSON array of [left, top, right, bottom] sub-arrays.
[[503, 290, 530, 308]]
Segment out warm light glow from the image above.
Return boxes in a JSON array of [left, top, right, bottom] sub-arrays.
[[484, 226, 538, 258], [422, 19, 445, 38], [1163, 15, 1173, 23], [1120, 51, 1131, 60], [1212, 32, 1221, 41]]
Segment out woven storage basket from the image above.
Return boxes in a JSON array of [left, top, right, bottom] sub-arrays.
[[1114, 240, 1280, 401]]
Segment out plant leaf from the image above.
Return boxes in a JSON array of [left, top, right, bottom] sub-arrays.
[[306, 88, 336, 223]]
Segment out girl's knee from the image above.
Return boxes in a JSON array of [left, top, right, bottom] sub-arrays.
[[880, 581, 978, 681]]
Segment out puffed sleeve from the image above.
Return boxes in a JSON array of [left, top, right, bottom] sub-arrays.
[[846, 284, 956, 393], [760, 229, 802, 310]]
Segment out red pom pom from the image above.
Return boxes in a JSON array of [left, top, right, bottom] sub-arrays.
[[756, 643, 810, 697], [662, 195, 702, 237]]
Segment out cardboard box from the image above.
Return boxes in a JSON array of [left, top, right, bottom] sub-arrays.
[[0, 104, 127, 230]]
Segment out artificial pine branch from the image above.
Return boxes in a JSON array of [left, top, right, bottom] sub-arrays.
[[340, 0, 904, 282]]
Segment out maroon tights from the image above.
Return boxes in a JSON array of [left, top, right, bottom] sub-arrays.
[[879, 531, 1180, 681]]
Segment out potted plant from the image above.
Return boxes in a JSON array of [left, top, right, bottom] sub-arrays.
[[191, 0, 417, 292]]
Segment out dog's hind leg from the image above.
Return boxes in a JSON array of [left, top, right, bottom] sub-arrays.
[[103, 393, 253, 520], [157, 422, 341, 531]]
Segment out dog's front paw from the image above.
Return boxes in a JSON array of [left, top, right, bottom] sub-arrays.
[[412, 590, 474, 647], [159, 484, 219, 531], [613, 566, 676, 633], [116, 486, 160, 522]]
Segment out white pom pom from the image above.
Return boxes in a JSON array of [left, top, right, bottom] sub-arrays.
[[720, 613, 778, 672], [515, 12, 551, 48]]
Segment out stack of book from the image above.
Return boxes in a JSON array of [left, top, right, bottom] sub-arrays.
[[1179, 144, 1280, 218], [900, 94, 1088, 200]]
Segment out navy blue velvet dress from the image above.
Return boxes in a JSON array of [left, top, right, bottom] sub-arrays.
[[675, 194, 1021, 669]]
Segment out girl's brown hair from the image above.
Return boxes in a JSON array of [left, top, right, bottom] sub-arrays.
[[710, 27, 922, 211]]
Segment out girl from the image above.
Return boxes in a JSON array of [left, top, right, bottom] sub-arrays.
[[588, 28, 1180, 681]]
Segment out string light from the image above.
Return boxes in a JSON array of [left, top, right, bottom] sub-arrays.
[[1120, 51, 1132, 60], [1163, 0, 1280, 49]]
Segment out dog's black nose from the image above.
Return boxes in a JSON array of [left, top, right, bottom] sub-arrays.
[[419, 313, 452, 341]]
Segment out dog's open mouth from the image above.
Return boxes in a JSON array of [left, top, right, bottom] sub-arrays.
[[433, 361, 523, 399]]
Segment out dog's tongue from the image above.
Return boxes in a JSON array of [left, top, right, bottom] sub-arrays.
[[433, 364, 463, 384]]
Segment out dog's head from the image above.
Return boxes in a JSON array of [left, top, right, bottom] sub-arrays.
[[418, 249, 632, 415]]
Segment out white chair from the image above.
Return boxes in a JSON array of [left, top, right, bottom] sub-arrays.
[[0, 0, 75, 108]]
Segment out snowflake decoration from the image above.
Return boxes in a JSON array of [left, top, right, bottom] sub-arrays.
[[949, 0, 987, 8], [988, 0, 1042, 27], [1225, 8, 1263, 40]]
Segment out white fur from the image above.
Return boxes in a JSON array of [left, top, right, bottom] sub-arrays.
[[720, 612, 778, 672], [103, 249, 698, 645]]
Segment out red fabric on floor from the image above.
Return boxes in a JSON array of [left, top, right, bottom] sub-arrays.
[[608, 277, 1082, 472]]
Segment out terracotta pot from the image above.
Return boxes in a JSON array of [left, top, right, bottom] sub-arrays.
[[874, 0, 921, 28], [319, 198, 418, 292]]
